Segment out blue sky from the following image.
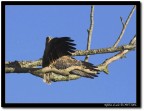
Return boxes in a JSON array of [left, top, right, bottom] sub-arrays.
[[5, 5, 136, 103]]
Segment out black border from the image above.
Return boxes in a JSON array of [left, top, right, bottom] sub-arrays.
[[1, 1, 141, 108]]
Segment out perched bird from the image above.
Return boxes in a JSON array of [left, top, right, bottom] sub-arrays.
[[42, 37, 99, 84]]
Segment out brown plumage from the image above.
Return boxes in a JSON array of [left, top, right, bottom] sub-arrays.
[[42, 37, 99, 83]]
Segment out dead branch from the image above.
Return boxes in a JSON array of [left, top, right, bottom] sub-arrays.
[[113, 5, 136, 47], [85, 5, 94, 62], [5, 35, 136, 81], [5, 44, 135, 68], [5, 44, 135, 69], [5, 37, 136, 82], [98, 35, 136, 73], [5, 64, 98, 82]]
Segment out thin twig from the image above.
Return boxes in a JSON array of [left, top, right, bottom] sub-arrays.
[[85, 5, 94, 62], [120, 16, 125, 27], [113, 5, 136, 47], [129, 35, 136, 45]]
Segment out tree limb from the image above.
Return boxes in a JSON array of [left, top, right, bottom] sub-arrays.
[[5, 64, 98, 82], [98, 35, 136, 73], [5, 44, 136, 68], [85, 5, 94, 62], [113, 5, 136, 47], [72, 44, 135, 56], [5, 35, 136, 82]]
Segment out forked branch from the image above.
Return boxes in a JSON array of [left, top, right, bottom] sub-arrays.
[[113, 5, 136, 47]]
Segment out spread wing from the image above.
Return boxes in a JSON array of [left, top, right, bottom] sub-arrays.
[[42, 37, 76, 67]]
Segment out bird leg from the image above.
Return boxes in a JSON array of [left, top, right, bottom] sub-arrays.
[[43, 73, 51, 84]]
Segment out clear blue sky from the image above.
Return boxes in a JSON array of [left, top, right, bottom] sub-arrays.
[[5, 5, 136, 103]]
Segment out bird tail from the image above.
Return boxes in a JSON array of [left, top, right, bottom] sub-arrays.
[[70, 61, 99, 79], [70, 70, 98, 79], [81, 61, 99, 71]]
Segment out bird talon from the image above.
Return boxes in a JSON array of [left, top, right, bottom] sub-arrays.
[[43, 73, 51, 84]]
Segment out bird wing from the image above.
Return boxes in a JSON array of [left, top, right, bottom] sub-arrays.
[[42, 37, 76, 67], [53, 57, 98, 79]]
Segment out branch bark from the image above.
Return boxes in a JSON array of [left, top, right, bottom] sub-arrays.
[[113, 5, 136, 47], [72, 44, 135, 56], [5, 44, 135, 69], [5, 44, 135, 68], [5, 64, 98, 82], [85, 5, 94, 62], [98, 35, 136, 73]]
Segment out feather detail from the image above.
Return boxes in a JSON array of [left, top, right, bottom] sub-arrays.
[[42, 37, 76, 67], [42, 37, 99, 80]]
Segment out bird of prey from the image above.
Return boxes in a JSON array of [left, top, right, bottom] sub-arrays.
[[42, 37, 99, 84]]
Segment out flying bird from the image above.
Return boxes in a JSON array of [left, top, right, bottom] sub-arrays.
[[42, 37, 99, 84]]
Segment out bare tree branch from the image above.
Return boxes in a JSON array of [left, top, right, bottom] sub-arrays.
[[72, 44, 135, 56], [5, 6, 136, 83], [6, 65, 97, 76], [113, 5, 136, 47], [98, 35, 136, 73], [5, 44, 136, 68], [129, 35, 136, 45], [5, 35, 136, 82], [120, 16, 125, 27], [85, 5, 94, 62], [6, 66, 80, 82], [5, 64, 98, 82]]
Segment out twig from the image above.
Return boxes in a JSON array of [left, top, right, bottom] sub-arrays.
[[129, 35, 136, 45], [113, 5, 136, 47], [120, 16, 125, 27], [85, 5, 94, 62]]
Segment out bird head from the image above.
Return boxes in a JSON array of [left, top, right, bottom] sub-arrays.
[[46, 36, 52, 42], [45, 36, 53, 45]]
